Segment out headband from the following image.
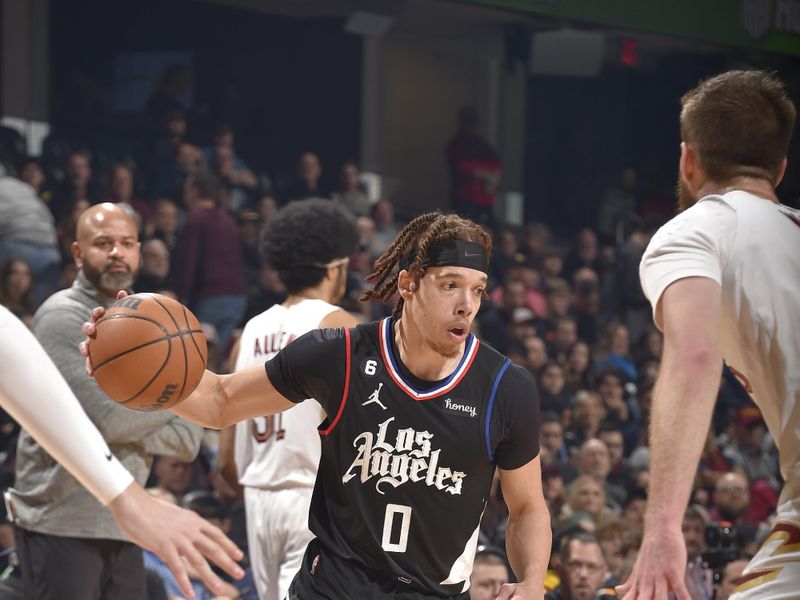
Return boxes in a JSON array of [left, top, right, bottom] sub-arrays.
[[399, 239, 489, 274], [291, 257, 350, 269]]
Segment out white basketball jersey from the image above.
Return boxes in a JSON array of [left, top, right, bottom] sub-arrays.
[[234, 299, 338, 490], [641, 191, 800, 493]]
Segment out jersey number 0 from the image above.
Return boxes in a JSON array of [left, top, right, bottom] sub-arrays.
[[381, 504, 412, 553]]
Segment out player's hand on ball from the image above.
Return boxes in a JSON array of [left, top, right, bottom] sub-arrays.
[[108, 483, 244, 600], [80, 290, 128, 376], [81, 291, 207, 411]]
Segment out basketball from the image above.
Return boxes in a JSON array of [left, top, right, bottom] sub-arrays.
[[88, 293, 208, 412]]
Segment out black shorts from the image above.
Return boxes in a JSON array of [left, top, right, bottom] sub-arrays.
[[14, 526, 146, 600], [287, 538, 469, 600]]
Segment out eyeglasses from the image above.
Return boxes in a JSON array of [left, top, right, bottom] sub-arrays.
[[565, 560, 604, 574]]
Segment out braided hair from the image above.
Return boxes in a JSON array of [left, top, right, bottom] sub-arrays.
[[363, 212, 492, 319]]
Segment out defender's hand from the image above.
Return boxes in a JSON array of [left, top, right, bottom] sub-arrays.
[[108, 483, 244, 600]]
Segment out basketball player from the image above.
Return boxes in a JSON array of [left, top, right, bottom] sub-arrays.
[[0, 304, 242, 599], [232, 199, 359, 599], [84, 212, 551, 599], [616, 70, 798, 599]]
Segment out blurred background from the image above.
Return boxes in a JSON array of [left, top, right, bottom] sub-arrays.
[[0, 1, 798, 598], [3, 0, 799, 224]]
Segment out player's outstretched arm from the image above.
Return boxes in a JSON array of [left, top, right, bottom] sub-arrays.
[[617, 277, 722, 600], [108, 482, 243, 599], [496, 456, 551, 600], [80, 294, 295, 429], [0, 306, 243, 599], [197, 309, 358, 430], [170, 361, 295, 429]]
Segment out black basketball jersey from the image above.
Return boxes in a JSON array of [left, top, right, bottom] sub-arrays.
[[266, 317, 541, 598]]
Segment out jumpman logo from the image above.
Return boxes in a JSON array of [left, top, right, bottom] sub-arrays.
[[362, 383, 387, 410]]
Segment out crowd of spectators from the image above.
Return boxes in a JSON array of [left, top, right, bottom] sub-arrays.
[[0, 90, 781, 599]]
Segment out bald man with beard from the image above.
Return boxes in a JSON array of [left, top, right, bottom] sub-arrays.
[[9, 203, 204, 600]]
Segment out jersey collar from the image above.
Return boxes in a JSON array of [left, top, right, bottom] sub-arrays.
[[378, 317, 479, 401]]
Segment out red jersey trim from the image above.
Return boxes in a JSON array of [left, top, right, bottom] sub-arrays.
[[320, 328, 351, 435]]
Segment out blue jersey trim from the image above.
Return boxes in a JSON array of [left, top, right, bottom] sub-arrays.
[[485, 359, 511, 463]]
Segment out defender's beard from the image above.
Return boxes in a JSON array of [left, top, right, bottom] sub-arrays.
[[676, 175, 698, 212]]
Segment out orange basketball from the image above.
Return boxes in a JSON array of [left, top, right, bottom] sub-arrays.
[[88, 293, 208, 411]]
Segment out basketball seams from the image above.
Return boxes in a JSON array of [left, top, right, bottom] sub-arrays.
[[95, 313, 168, 335], [120, 337, 173, 407], [149, 295, 190, 404], [181, 306, 208, 367], [91, 293, 207, 411], [91, 314, 169, 372], [92, 329, 203, 371], [92, 330, 204, 372]]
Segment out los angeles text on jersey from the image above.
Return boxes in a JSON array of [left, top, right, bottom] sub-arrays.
[[342, 416, 466, 496]]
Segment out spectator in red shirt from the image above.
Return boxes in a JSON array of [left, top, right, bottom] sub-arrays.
[[172, 170, 246, 348], [447, 106, 501, 223]]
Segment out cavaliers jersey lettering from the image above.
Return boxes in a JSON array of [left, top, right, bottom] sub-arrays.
[[266, 318, 541, 597], [234, 299, 338, 490], [252, 331, 296, 357]]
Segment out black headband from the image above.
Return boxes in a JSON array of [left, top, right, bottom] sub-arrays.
[[399, 239, 489, 274]]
